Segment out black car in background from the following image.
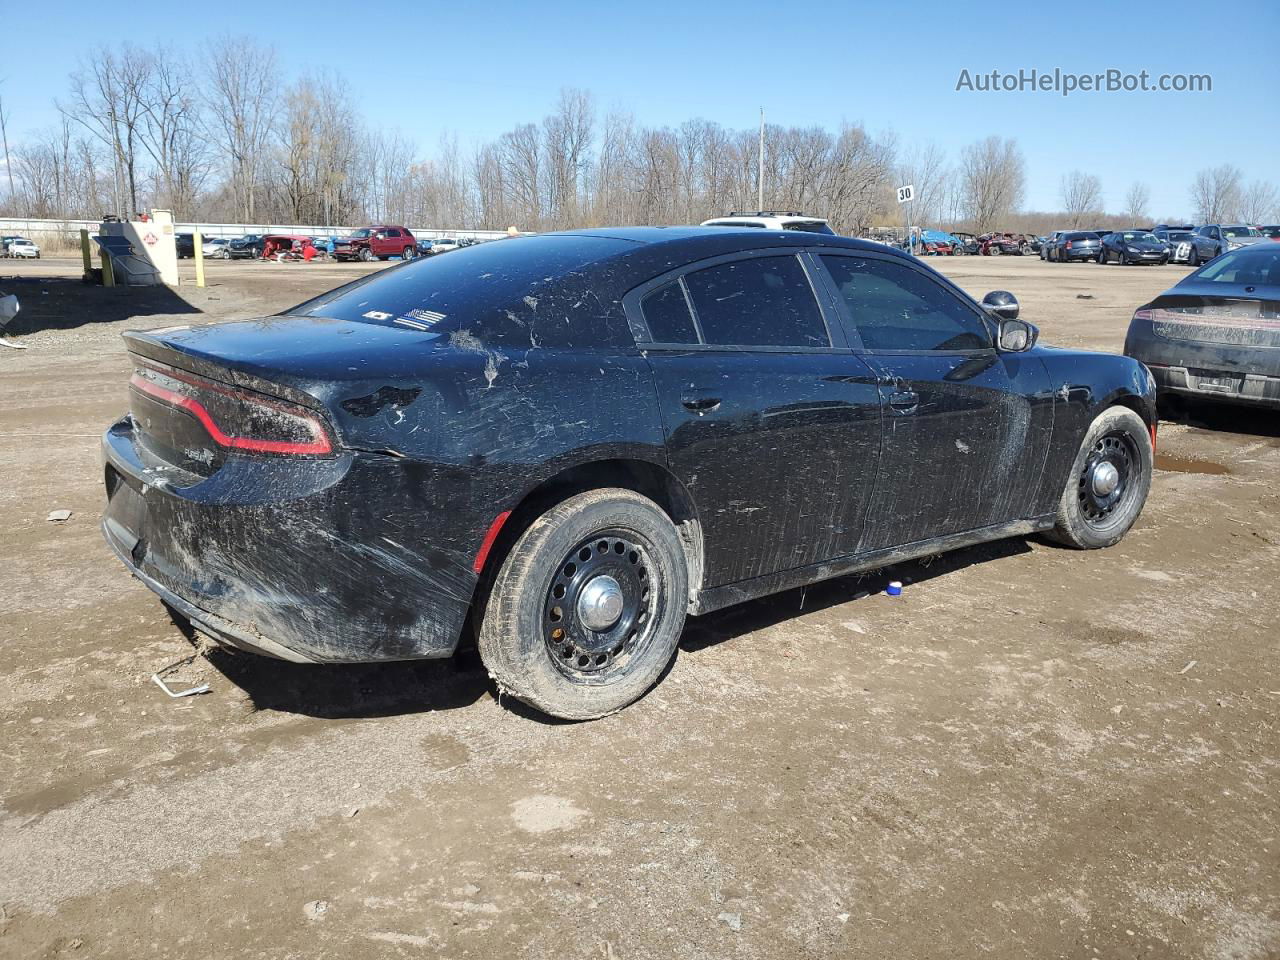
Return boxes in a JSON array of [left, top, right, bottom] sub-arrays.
[[1050, 231, 1103, 262], [1099, 231, 1170, 266], [1125, 243, 1280, 410], [102, 228, 1156, 719], [227, 235, 265, 259], [175, 233, 195, 259]]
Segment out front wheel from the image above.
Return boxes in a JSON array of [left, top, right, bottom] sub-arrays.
[[1188, 248, 1200, 267], [477, 489, 689, 720], [359, 247, 374, 262], [1045, 406, 1152, 549]]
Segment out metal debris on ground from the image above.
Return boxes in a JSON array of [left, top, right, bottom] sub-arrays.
[[151, 653, 212, 698]]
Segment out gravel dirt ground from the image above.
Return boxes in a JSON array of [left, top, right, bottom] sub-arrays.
[[2, 254, 1277, 960]]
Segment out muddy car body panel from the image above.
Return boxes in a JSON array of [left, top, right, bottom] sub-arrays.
[[103, 229, 1157, 664]]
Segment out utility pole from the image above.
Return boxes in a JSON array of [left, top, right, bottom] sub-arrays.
[[757, 107, 765, 212]]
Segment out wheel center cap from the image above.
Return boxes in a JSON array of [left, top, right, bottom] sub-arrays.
[[1091, 461, 1120, 497], [577, 575, 624, 631]]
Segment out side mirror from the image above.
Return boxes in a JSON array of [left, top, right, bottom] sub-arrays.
[[997, 318, 1038, 352], [982, 290, 1020, 320]]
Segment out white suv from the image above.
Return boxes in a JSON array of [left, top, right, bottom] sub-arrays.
[[7, 238, 40, 259], [700, 211, 835, 235]]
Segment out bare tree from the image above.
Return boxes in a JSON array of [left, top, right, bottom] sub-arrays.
[[1237, 179, 1279, 225], [1060, 170, 1103, 228], [1189, 165, 1242, 223], [542, 88, 593, 229], [206, 36, 279, 221], [1121, 181, 1151, 225], [137, 48, 209, 217], [960, 136, 1025, 233], [897, 142, 948, 227], [61, 45, 153, 216]]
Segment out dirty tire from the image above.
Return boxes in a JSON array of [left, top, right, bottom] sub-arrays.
[[1046, 406, 1152, 549], [477, 489, 688, 720]]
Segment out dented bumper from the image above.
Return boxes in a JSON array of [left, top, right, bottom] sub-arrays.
[[102, 416, 477, 663]]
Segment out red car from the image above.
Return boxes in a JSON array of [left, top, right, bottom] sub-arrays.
[[333, 225, 418, 262]]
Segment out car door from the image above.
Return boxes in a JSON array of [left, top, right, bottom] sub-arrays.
[[626, 250, 884, 587], [813, 251, 1055, 550]]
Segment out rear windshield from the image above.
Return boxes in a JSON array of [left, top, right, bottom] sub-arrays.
[[1194, 245, 1280, 285], [782, 220, 835, 235], [289, 235, 636, 348], [1065, 233, 1094, 241]]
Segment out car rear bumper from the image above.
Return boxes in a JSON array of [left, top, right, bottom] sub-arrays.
[[1125, 320, 1280, 408], [101, 416, 475, 663], [1146, 364, 1280, 407]]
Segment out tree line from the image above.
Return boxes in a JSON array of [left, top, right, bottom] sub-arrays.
[[1, 40, 1276, 234]]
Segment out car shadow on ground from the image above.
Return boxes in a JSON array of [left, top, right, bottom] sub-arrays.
[[0, 276, 202, 335], [679, 536, 1034, 653], [1160, 398, 1280, 439], [180, 536, 1035, 723]]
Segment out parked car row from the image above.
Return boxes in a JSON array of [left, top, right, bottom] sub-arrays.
[[1040, 223, 1273, 266]]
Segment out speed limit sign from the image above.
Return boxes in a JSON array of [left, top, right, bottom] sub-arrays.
[[896, 184, 915, 204]]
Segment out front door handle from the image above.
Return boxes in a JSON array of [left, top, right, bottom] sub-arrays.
[[888, 390, 919, 413], [681, 395, 721, 413]]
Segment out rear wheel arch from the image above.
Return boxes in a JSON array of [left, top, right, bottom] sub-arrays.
[[472, 457, 705, 611]]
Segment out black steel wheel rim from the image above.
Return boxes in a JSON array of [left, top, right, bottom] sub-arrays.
[[542, 529, 660, 684], [1077, 431, 1140, 527]]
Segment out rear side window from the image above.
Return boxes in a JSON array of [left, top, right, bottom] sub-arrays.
[[683, 256, 829, 348], [820, 255, 990, 352], [641, 282, 698, 343], [385, 228, 402, 238]]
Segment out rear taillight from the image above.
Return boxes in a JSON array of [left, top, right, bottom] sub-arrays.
[[1133, 309, 1154, 322], [130, 362, 334, 456], [1065, 241, 1072, 249]]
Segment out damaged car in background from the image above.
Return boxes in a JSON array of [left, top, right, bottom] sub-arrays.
[[102, 228, 1157, 720], [1125, 242, 1280, 411]]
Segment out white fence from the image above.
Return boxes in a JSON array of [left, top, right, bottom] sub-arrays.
[[0, 217, 508, 242]]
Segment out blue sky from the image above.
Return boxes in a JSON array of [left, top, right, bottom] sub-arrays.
[[3, 0, 1277, 218]]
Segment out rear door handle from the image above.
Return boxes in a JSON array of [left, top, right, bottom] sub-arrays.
[[888, 390, 919, 413], [681, 395, 721, 413]]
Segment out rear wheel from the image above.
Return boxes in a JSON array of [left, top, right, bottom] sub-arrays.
[[477, 489, 689, 720], [1046, 406, 1152, 549], [402, 245, 415, 260]]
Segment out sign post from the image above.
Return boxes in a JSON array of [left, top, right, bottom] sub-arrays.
[[896, 184, 915, 255]]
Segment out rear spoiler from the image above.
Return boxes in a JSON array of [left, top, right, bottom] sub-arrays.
[[122, 329, 325, 410]]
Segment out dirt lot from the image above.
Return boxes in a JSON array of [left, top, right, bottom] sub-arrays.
[[2, 254, 1277, 960]]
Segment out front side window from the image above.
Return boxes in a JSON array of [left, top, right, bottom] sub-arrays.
[[820, 255, 991, 352], [682, 256, 829, 348], [1223, 226, 1262, 239]]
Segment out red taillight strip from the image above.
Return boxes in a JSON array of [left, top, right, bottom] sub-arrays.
[[473, 511, 512, 574], [129, 373, 333, 455]]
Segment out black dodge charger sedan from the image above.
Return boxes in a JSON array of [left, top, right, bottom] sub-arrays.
[[103, 228, 1157, 719], [1125, 242, 1280, 410]]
